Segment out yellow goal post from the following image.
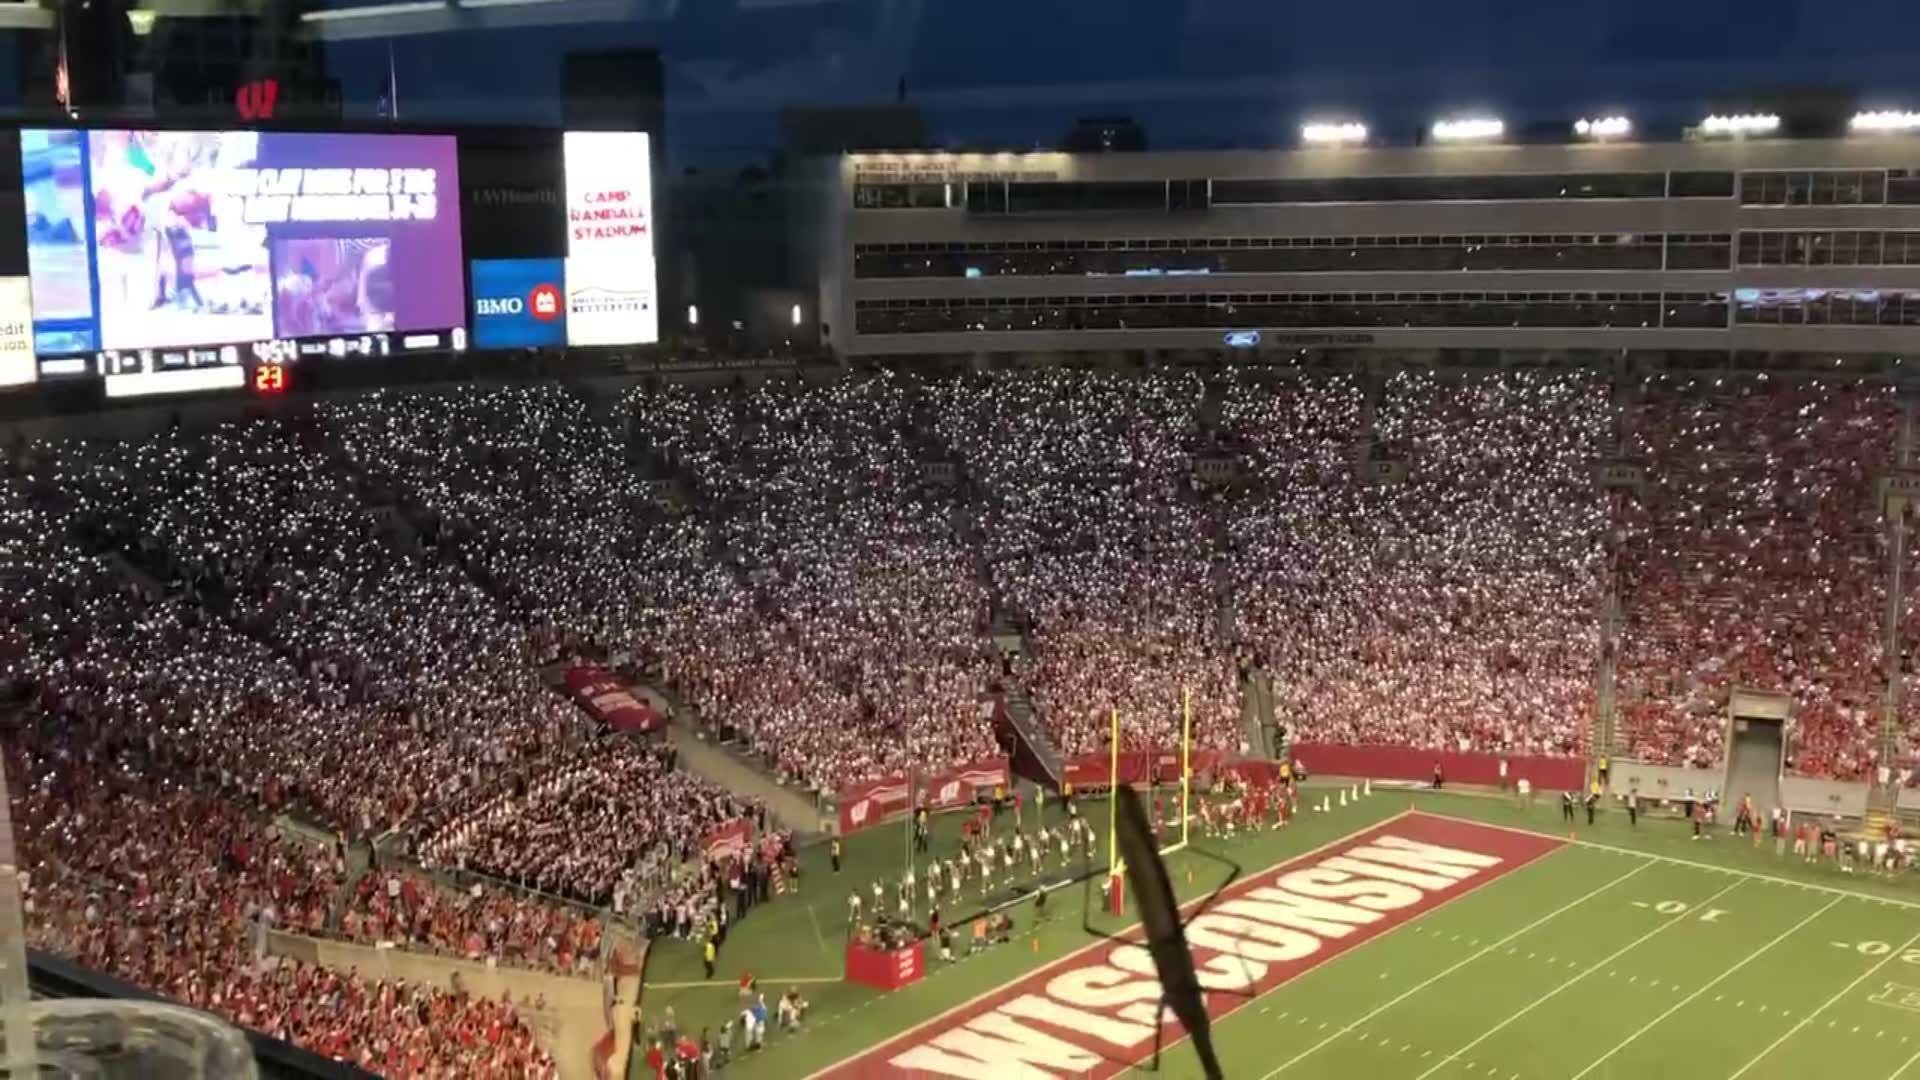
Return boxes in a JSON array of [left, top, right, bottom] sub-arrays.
[[1107, 686, 1195, 894]]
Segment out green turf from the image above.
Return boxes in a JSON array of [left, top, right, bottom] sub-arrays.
[[631, 789, 1920, 1079]]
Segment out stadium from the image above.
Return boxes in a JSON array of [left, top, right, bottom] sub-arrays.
[[3, 5, 1920, 1077]]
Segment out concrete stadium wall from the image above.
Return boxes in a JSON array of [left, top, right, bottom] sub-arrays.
[[1609, 760, 1723, 802], [1780, 776, 1872, 820]]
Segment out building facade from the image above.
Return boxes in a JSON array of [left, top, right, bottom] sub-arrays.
[[819, 137, 1920, 364]]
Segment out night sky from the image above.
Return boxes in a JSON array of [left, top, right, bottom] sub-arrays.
[[326, 0, 1920, 165]]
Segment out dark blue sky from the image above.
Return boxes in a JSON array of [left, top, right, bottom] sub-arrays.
[[333, 0, 1920, 165]]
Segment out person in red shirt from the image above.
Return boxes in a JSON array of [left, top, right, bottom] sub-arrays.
[[643, 1039, 666, 1080]]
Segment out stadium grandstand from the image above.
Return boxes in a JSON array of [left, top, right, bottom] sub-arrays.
[[4, 35, 1920, 1075]]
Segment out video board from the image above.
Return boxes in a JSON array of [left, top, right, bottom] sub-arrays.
[[563, 130, 657, 346], [21, 128, 466, 396], [0, 277, 32, 388]]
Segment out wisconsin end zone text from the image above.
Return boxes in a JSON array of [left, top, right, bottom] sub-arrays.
[[818, 813, 1562, 1079]]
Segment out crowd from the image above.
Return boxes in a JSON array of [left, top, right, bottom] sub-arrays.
[[630, 375, 1002, 789], [340, 866, 604, 977], [1615, 378, 1894, 778], [5, 712, 555, 1077], [3, 365, 1918, 1071], [415, 741, 756, 909], [1227, 369, 1605, 757]]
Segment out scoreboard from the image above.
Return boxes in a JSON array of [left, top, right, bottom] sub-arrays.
[[3, 123, 656, 402]]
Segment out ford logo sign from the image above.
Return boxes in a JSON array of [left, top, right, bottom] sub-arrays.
[[1224, 330, 1261, 348]]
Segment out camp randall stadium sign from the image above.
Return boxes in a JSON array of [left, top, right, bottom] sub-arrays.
[[813, 812, 1560, 1079]]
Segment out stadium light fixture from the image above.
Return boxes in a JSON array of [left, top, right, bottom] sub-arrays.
[[1574, 116, 1631, 139], [1431, 117, 1503, 142], [791, 304, 803, 328], [687, 304, 699, 327], [1301, 122, 1367, 146], [1698, 113, 1780, 137], [1851, 110, 1920, 133]]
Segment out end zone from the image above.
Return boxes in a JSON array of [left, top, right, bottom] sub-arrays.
[[813, 812, 1563, 1079]]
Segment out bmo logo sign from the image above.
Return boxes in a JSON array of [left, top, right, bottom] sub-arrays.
[[476, 283, 561, 320], [469, 258, 567, 348]]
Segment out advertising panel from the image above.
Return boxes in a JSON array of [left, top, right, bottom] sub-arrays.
[[562, 130, 656, 346], [470, 258, 566, 348], [0, 277, 34, 388], [459, 128, 565, 261], [20, 128, 465, 394]]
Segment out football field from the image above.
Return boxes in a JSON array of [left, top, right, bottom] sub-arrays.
[[636, 791, 1920, 1080], [1184, 818, 1920, 1080]]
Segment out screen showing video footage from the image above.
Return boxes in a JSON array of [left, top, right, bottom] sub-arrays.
[[21, 128, 466, 393]]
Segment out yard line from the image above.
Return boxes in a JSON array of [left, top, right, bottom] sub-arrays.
[[1411, 877, 1745, 1080], [1725, 928, 1920, 1080], [1886, 1046, 1920, 1080], [1424, 810, 1920, 913], [1565, 895, 1843, 1080], [804, 902, 831, 959], [1257, 855, 1655, 1079]]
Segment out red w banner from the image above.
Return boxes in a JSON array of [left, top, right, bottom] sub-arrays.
[[837, 776, 911, 836], [703, 819, 752, 863], [921, 757, 1010, 812], [564, 665, 665, 734], [836, 757, 1009, 835]]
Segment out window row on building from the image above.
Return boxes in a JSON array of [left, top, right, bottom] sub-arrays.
[[1738, 169, 1920, 206], [1733, 288, 1920, 326], [1736, 230, 1920, 266], [852, 291, 1732, 334], [852, 233, 1732, 279], [852, 168, 1920, 213]]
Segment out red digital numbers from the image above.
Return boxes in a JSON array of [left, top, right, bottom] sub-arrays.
[[254, 364, 288, 393]]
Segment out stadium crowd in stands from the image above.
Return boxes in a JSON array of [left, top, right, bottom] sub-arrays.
[[0, 366, 1915, 1071]]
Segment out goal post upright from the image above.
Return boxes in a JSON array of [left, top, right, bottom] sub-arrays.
[[1107, 706, 1125, 914], [1181, 684, 1192, 849]]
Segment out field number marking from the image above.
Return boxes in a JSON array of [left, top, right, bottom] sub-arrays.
[[1833, 941, 1920, 963], [1634, 899, 1730, 922]]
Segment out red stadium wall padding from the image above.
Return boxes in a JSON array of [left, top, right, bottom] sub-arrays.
[[1060, 749, 1226, 791], [1287, 743, 1586, 791]]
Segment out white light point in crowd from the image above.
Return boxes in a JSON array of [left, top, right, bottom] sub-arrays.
[[1699, 113, 1780, 136], [791, 303, 803, 328], [687, 304, 699, 327], [1574, 116, 1631, 139], [1850, 111, 1920, 133], [1302, 122, 1367, 146], [1431, 117, 1504, 142]]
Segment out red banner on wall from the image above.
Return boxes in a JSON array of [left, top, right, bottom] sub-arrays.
[[704, 819, 752, 863], [1060, 749, 1224, 790], [836, 757, 1010, 835], [1287, 743, 1585, 791], [920, 757, 1009, 812], [838, 775, 911, 835], [564, 665, 664, 734]]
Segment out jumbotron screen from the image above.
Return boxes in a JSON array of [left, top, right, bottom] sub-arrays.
[[21, 128, 466, 396]]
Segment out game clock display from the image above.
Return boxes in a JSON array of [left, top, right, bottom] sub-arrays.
[[20, 127, 467, 397]]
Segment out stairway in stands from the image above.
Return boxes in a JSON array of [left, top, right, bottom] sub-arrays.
[[661, 715, 831, 836], [996, 682, 1066, 791]]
